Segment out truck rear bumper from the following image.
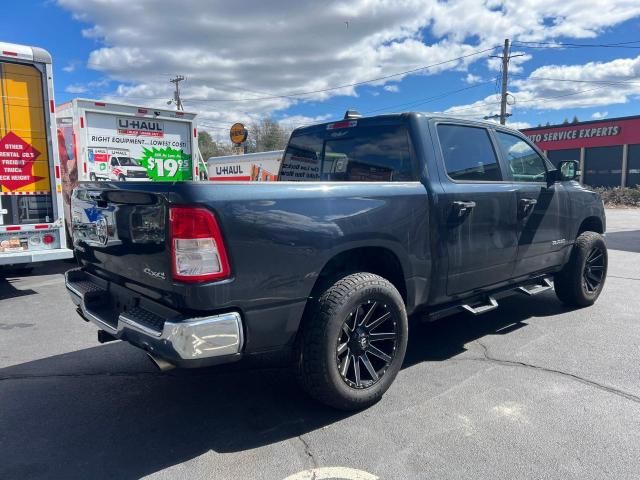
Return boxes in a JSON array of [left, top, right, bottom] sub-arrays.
[[65, 268, 244, 368], [0, 248, 74, 266]]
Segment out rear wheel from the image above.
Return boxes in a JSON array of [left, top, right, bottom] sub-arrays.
[[555, 231, 607, 307], [297, 272, 408, 410]]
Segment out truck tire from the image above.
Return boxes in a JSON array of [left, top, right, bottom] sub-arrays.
[[554, 231, 607, 308], [297, 273, 408, 410]]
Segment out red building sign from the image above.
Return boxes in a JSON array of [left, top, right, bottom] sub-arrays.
[[522, 117, 640, 151], [521, 115, 640, 188]]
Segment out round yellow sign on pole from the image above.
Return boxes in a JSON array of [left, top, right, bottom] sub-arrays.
[[230, 123, 248, 144]]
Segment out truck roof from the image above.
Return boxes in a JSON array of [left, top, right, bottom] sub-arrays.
[[56, 97, 197, 120], [291, 111, 521, 135], [0, 41, 52, 64]]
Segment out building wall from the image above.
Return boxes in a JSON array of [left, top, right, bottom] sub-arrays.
[[522, 116, 640, 188]]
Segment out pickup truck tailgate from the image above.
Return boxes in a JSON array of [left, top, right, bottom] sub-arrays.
[[72, 185, 173, 295]]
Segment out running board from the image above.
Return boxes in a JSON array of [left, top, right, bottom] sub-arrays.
[[518, 277, 553, 296], [461, 296, 498, 316]]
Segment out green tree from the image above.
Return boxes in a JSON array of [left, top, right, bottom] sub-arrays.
[[198, 130, 216, 159], [562, 118, 569, 125], [571, 115, 580, 124], [198, 130, 232, 159]]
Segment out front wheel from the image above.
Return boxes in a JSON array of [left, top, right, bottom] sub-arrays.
[[555, 231, 608, 307], [297, 273, 408, 410]]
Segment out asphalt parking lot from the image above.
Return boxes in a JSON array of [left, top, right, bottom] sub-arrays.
[[1, 209, 639, 480]]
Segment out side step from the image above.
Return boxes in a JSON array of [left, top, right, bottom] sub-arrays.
[[461, 296, 498, 316], [518, 277, 553, 296]]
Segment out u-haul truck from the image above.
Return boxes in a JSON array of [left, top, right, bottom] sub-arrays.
[[56, 99, 199, 231], [0, 42, 73, 266]]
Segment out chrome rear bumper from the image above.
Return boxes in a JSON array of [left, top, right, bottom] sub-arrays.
[[65, 268, 244, 367]]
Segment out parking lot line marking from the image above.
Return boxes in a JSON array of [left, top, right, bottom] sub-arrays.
[[283, 467, 379, 480]]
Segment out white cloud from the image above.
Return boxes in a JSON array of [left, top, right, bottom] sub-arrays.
[[383, 85, 399, 93], [87, 78, 111, 89], [505, 121, 532, 130], [591, 111, 608, 119], [56, 0, 640, 124], [444, 54, 640, 121], [64, 84, 87, 94], [278, 114, 334, 130], [510, 55, 640, 110], [465, 73, 483, 84], [62, 61, 78, 73]]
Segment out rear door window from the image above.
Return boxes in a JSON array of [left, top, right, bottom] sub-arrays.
[[1, 195, 53, 225], [280, 123, 414, 181], [437, 124, 502, 181]]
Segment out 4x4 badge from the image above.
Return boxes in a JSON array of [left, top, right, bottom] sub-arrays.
[[144, 267, 166, 280]]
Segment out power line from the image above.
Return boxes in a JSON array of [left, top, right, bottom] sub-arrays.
[[515, 75, 640, 86], [93, 46, 500, 105], [363, 81, 494, 114], [512, 40, 640, 49], [442, 84, 612, 117]]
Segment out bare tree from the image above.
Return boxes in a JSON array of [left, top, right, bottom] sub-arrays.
[[246, 118, 292, 153]]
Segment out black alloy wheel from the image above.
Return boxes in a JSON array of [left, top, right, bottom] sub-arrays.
[[554, 231, 607, 308], [336, 300, 398, 389], [583, 246, 605, 293]]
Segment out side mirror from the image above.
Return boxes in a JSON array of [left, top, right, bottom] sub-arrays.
[[558, 160, 580, 181]]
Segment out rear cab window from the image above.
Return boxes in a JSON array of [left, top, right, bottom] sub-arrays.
[[279, 119, 415, 182], [436, 124, 502, 182]]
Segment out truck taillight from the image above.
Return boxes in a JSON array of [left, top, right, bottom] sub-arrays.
[[169, 207, 230, 282]]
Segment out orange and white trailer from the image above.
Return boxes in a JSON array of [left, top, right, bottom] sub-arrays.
[[207, 150, 283, 182], [0, 42, 72, 266]]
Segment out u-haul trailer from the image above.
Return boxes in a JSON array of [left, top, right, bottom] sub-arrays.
[[56, 99, 199, 231], [207, 150, 283, 181], [0, 42, 73, 266]]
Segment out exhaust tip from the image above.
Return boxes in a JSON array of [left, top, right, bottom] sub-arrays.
[[147, 353, 175, 372]]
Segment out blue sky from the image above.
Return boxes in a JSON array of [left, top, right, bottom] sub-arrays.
[[3, 1, 640, 136]]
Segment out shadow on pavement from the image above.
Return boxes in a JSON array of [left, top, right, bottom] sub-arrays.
[[0, 277, 37, 300], [0, 292, 568, 479], [0, 260, 71, 300], [605, 230, 640, 253]]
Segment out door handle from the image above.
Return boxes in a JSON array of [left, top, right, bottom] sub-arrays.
[[519, 198, 537, 217], [452, 200, 476, 217]]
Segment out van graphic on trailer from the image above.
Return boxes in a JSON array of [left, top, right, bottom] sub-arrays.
[[87, 147, 149, 181]]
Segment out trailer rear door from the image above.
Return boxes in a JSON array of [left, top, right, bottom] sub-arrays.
[[0, 50, 72, 263]]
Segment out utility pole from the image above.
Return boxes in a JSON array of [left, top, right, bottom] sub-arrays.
[[169, 75, 185, 111], [499, 39, 510, 125], [487, 39, 524, 125]]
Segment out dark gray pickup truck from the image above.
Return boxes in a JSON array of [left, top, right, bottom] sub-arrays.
[[66, 112, 607, 410]]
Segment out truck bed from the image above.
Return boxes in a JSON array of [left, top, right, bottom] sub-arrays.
[[71, 180, 429, 353]]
